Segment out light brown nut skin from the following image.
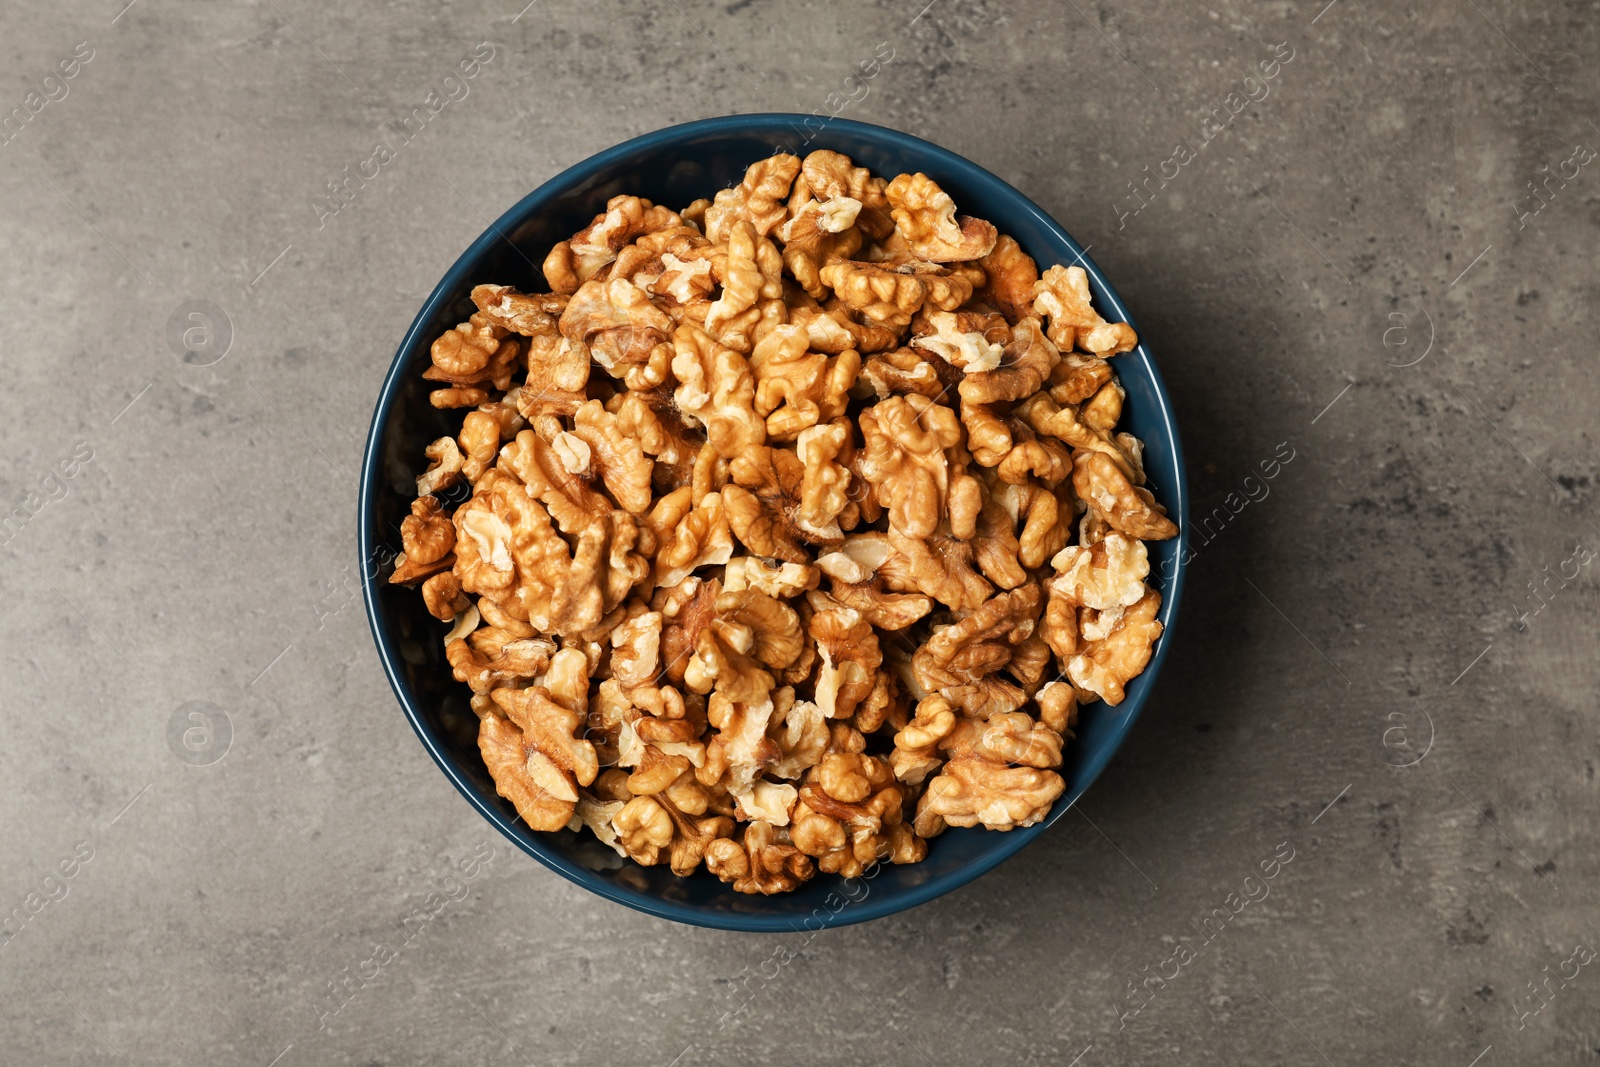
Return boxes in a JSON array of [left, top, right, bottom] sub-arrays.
[[1032, 264, 1138, 356], [706, 821, 815, 895], [696, 688, 783, 794], [787, 304, 861, 355], [704, 154, 801, 243], [458, 410, 503, 484], [791, 753, 908, 878], [849, 670, 907, 736], [416, 436, 464, 497], [613, 794, 734, 876], [1048, 351, 1114, 406], [704, 220, 784, 355], [779, 201, 864, 300], [945, 450, 984, 542], [963, 404, 1016, 466], [860, 347, 947, 400], [1081, 378, 1125, 432], [992, 478, 1075, 571], [429, 385, 491, 410], [914, 754, 1064, 835], [973, 500, 1028, 591], [491, 684, 599, 793], [794, 419, 853, 536], [559, 277, 674, 372], [1068, 587, 1163, 706], [1036, 680, 1079, 735], [670, 324, 767, 459], [606, 390, 701, 492], [938, 674, 1029, 718], [424, 314, 523, 391], [911, 583, 1042, 695], [726, 589, 806, 670], [1040, 583, 1079, 663], [446, 630, 556, 694], [1016, 393, 1139, 482], [421, 571, 469, 621], [885, 172, 998, 262], [609, 609, 663, 689], [995, 435, 1072, 487], [401, 495, 455, 565], [543, 195, 681, 295], [958, 317, 1060, 406], [570, 400, 654, 515], [454, 470, 646, 637], [942, 711, 1063, 769], [518, 334, 589, 418], [683, 589, 803, 705], [725, 557, 820, 601], [857, 394, 963, 540], [1049, 533, 1150, 612], [480, 711, 577, 831], [389, 551, 454, 586], [648, 488, 734, 589], [802, 150, 895, 240], [819, 261, 926, 331], [655, 576, 719, 687], [823, 573, 933, 631], [499, 429, 612, 535], [978, 235, 1040, 323], [878, 529, 993, 613], [625, 746, 694, 798], [430, 314, 508, 378], [749, 324, 860, 440], [911, 308, 1008, 372], [819, 297, 901, 353], [680, 197, 710, 231], [1071, 451, 1178, 540], [890, 695, 957, 785], [470, 284, 567, 336], [1006, 633, 1054, 693], [916, 264, 983, 312], [722, 445, 822, 562], [612, 794, 675, 862], [964, 402, 1073, 488], [809, 599, 882, 720]]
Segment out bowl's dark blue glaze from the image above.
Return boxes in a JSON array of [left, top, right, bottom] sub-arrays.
[[360, 114, 1189, 931]]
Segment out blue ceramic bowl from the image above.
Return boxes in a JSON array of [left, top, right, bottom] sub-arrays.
[[360, 114, 1188, 931]]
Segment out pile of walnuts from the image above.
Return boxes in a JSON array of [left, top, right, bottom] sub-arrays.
[[390, 150, 1178, 895]]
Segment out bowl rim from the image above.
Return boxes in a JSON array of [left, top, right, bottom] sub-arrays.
[[360, 113, 1189, 932]]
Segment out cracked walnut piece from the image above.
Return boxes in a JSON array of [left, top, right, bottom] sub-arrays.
[[1033, 264, 1137, 357], [885, 172, 998, 262], [1072, 451, 1178, 541], [544, 195, 681, 295], [706, 820, 814, 894], [402, 149, 1176, 894], [915, 754, 1064, 835], [749, 323, 860, 440], [857, 394, 972, 540], [1068, 587, 1163, 706], [478, 682, 599, 831]]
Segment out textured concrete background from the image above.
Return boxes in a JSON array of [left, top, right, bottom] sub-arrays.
[[2, 0, 1596, 1063]]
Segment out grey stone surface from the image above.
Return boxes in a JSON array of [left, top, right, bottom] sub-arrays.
[[1, 0, 1596, 1063]]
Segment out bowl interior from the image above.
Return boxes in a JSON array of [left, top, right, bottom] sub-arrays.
[[361, 115, 1188, 931]]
